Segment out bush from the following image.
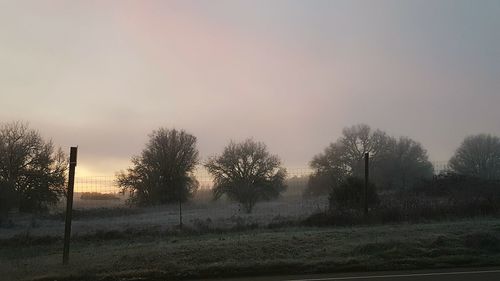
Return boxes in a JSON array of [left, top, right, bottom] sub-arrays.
[[305, 191, 500, 227], [329, 176, 379, 211], [0, 181, 17, 226], [413, 172, 500, 198], [303, 173, 334, 197]]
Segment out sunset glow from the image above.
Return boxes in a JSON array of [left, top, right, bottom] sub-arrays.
[[1, 1, 499, 176]]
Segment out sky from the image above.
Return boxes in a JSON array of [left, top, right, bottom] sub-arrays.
[[1, 0, 499, 177]]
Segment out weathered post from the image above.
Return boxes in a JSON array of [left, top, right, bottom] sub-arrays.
[[63, 147, 77, 265], [364, 152, 369, 217]]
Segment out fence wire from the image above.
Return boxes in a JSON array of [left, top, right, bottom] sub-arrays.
[[2, 163, 449, 239]]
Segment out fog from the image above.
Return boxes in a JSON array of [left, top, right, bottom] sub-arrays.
[[1, 0, 499, 175]]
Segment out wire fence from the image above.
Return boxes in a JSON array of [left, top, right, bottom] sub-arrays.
[[72, 169, 315, 209], [0, 161, 449, 214], [71, 163, 450, 209], [1, 163, 450, 239]]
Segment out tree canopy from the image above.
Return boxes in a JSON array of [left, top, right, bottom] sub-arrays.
[[377, 137, 434, 190], [117, 128, 199, 206], [449, 134, 500, 180], [205, 139, 286, 213], [306, 124, 433, 195], [0, 122, 66, 221]]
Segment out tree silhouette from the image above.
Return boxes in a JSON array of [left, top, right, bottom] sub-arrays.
[[306, 124, 433, 195], [449, 134, 500, 180], [117, 128, 199, 206], [0, 122, 66, 223], [377, 137, 434, 190], [205, 139, 286, 213]]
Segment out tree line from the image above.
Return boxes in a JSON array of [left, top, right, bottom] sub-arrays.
[[1, 121, 500, 223]]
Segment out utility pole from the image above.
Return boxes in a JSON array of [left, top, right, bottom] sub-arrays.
[[364, 152, 369, 217], [63, 147, 77, 265]]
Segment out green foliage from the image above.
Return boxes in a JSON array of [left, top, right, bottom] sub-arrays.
[[0, 122, 66, 220], [449, 134, 500, 180], [205, 139, 286, 213], [329, 176, 379, 211], [117, 128, 199, 206]]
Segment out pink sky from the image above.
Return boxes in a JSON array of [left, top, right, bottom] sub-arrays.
[[1, 1, 499, 176]]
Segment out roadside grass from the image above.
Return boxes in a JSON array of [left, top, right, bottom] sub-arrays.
[[1, 218, 500, 281]]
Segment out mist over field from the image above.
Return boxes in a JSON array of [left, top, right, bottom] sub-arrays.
[[1, 1, 500, 281]]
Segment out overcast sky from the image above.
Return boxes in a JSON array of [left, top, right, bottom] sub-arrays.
[[1, 0, 499, 176]]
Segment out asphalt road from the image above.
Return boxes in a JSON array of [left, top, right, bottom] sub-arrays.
[[195, 268, 500, 281]]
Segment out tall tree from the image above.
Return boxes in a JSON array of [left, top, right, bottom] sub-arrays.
[[0, 122, 66, 222], [339, 124, 393, 177], [306, 124, 433, 195], [205, 139, 286, 213], [117, 128, 199, 206], [378, 137, 434, 190], [449, 134, 500, 180], [306, 142, 349, 196]]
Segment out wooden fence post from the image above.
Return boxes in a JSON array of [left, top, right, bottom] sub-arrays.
[[63, 147, 77, 265]]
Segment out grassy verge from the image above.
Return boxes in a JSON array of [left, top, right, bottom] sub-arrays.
[[1, 218, 500, 281]]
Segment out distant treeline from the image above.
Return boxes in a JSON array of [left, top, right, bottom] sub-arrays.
[[79, 192, 120, 201], [1, 121, 500, 224]]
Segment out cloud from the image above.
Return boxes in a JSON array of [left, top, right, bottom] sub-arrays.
[[1, 1, 499, 174]]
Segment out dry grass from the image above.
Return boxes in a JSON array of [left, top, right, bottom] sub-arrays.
[[1, 196, 328, 239], [1, 218, 500, 281]]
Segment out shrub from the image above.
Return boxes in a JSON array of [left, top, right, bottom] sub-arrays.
[[413, 173, 500, 216], [303, 173, 334, 197], [329, 176, 379, 211], [0, 181, 16, 226], [413, 172, 500, 198]]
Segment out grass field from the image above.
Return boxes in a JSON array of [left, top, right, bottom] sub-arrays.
[[0, 195, 328, 239], [2, 218, 500, 281]]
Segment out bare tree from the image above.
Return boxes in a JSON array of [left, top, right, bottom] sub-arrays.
[[0, 122, 66, 223], [117, 128, 199, 206], [306, 142, 349, 196], [449, 134, 500, 180], [306, 124, 433, 195], [306, 124, 391, 195], [205, 139, 286, 213], [339, 124, 393, 177]]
